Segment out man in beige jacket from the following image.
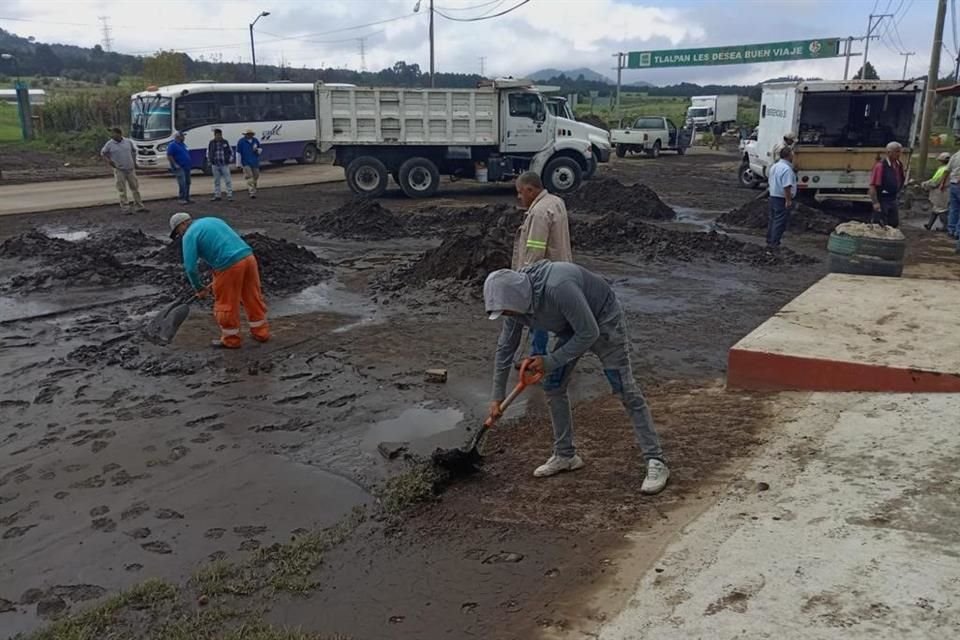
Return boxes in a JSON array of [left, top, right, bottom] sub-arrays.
[[512, 171, 573, 356]]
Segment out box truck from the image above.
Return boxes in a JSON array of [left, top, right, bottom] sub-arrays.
[[686, 95, 738, 130], [739, 79, 924, 201], [315, 79, 594, 198]]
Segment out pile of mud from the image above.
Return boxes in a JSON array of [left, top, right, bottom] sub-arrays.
[[373, 225, 513, 301], [0, 231, 158, 293], [717, 198, 841, 235], [301, 200, 407, 240], [407, 203, 520, 236], [565, 176, 676, 220], [574, 214, 816, 266], [91, 229, 164, 254], [149, 233, 331, 294], [577, 114, 609, 131]]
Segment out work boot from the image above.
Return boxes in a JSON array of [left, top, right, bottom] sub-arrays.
[[210, 196, 221, 202], [533, 454, 584, 478], [135, 206, 149, 213], [640, 459, 670, 495]]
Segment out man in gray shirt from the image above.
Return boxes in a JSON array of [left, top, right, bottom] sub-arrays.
[[101, 127, 147, 214], [484, 261, 669, 495]]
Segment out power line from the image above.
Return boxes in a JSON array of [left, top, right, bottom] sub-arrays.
[[435, 0, 503, 11], [434, 0, 531, 21], [98, 16, 113, 52], [358, 37, 367, 71], [0, 15, 246, 31]]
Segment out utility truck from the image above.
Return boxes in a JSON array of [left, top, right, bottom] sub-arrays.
[[687, 95, 738, 130], [610, 116, 691, 158], [739, 79, 924, 202], [544, 95, 611, 178], [315, 79, 594, 198]]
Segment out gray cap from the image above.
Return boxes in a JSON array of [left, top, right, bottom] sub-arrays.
[[784, 131, 797, 140], [168, 212, 191, 239], [483, 269, 533, 320]]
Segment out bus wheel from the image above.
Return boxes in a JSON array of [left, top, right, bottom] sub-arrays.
[[398, 157, 440, 198], [297, 143, 319, 165], [346, 156, 389, 198]]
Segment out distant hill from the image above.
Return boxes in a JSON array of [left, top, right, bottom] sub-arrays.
[[626, 80, 655, 88], [529, 67, 613, 84]]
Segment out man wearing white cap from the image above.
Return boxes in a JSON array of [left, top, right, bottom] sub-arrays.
[[168, 212, 270, 348], [483, 260, 669, 495], [236, 129, 262, 199]]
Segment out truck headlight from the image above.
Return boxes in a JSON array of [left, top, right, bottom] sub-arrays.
[[157, 143, 168, 152]]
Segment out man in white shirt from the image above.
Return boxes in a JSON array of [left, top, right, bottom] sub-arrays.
[[100, 128, 147, 215], [766, 146, 797, 249]]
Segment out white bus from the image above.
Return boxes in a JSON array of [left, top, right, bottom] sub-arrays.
[[129, 82, 351, 172]]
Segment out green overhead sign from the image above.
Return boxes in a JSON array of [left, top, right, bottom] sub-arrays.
[[627, 39, 841, 69]]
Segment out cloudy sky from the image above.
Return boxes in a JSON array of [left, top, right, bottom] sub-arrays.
[[0, 0, 949, 85]]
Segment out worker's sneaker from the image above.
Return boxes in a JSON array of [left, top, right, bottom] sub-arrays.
[[135, 206, 149, 213], [533, 454, 584, 478], [210, 196, 221, 202], [640, 459, 670, 495], [210, 339, 225, 349]]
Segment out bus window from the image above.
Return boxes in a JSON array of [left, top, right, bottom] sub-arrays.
[[237, 92, 271, 121], [216, 92, 242, 123], [175, 93, 218, 130], [282, 92, 314, 120]]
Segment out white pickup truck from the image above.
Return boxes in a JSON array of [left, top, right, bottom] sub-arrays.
[[611, 116, 691, 158]]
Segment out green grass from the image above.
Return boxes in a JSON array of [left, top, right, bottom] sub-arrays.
[[377, 463, 442, 514], [0, 103, 23, 142]]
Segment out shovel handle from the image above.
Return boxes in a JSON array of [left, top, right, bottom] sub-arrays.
[[483, 360, 544, 428]]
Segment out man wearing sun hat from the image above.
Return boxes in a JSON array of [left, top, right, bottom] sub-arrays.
[[168, 212, 270, 348], [483, 260, 669, 495], [236, 128, 262, 199]]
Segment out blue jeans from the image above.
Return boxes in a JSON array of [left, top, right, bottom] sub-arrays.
[[540, 311, 663, 462], [174, 167, 191, 202], [212, 164, 233, 197], [530, 329, 549, 356], [948, 183, 960, 236], [767, 196, 791, 247]]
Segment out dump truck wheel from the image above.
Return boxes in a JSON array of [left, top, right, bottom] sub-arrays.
[[346, 156, 389, 198], [398, 157, 440, 198]]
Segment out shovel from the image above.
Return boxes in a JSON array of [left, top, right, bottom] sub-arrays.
[[142, 288, 206, 345], [432, 359, 544, 475]]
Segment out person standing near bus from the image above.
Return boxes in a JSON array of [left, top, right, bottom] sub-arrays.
[[207, 128, 234, 201], [166, 131, 193, 205], [101, 127, 148, 215], [236, 129, 262, 199]]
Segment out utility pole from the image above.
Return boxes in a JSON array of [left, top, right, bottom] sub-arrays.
[[900, 51, 916, 80], [249, 11, 270, 82], [429, 0, 435, 87], [98, 16, 113, 52], [358, 37, 367, 72], [918, 0, 948, 179], [861, 13, 894, 79], [479, 56, 486, 77], [612, 52, 624, 120], [843, 36, 853, 80]]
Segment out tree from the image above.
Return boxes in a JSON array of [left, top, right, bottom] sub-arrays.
[[854, 62, 879, 80], [34, 44, 62, 75], [143, 50, 188, 85]]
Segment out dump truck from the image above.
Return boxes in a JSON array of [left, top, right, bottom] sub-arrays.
[[315, 79, 594, 198], [740, 79, 924, 202], [687, 95, 738, 130], [544, 95, 611, 178]]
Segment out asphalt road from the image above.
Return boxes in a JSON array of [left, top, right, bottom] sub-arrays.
[[0, 164, 345, 217]]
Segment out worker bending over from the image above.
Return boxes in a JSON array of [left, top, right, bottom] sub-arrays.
[[484, 261, 669, 494], [512, 170, 573, 356], [168, 212, 270, 348]]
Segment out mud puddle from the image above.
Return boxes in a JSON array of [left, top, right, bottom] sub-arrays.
[[362, 406, 465, 454]]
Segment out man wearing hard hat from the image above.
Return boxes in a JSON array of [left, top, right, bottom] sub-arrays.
[[168, 212, 270, 348]]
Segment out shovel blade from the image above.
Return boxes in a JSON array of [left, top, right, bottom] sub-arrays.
[[143, 301, 192, 345]]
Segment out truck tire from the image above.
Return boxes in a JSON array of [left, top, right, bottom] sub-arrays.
[[616, 144, 627, 158], [584, 155, 598, 179], [297, 143, 319, 165], [738, 161, 759, 189], [827, 232, 906, 262], [676, 145, 686, 156], [543, 156, 583, 194], [346, 156, 389, 198], [647, 141, 661, 158], [828, 252, 903, 278], [398, 157, 440, 198]]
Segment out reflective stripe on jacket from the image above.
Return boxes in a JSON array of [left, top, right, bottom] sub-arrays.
[[512, 190, 573, 269]]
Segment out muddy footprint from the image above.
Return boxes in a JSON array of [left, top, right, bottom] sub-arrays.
[[233, 525, 267, 538], [3, 524, 37, 539], [125, 527, 151, 539], [154, 508, 184, 520], [141, 541, 172, 554], [204, 528, 226, 540], [91, 518, 116, 532]]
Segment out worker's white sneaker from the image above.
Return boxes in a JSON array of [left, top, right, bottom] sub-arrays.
[[533, 454, 584, 478], [640, 459, 670, 495]]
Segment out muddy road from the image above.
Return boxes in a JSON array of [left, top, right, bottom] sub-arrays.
[[0, 149, 845, 638]]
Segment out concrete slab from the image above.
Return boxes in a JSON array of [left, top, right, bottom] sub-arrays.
[[728, 273, 960, 392], [0, 164, 344, 217], [598, 392, 960, 640]]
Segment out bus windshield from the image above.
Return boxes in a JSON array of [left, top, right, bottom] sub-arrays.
[[131, 96, 172, 141]]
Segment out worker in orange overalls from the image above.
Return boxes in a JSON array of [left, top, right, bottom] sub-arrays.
[[168, 212, 270, 348]]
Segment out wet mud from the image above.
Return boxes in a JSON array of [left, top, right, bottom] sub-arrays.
[[0, 152, 837, 638], [565, 176, 676, 220], [717, 197, 850, 235]]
